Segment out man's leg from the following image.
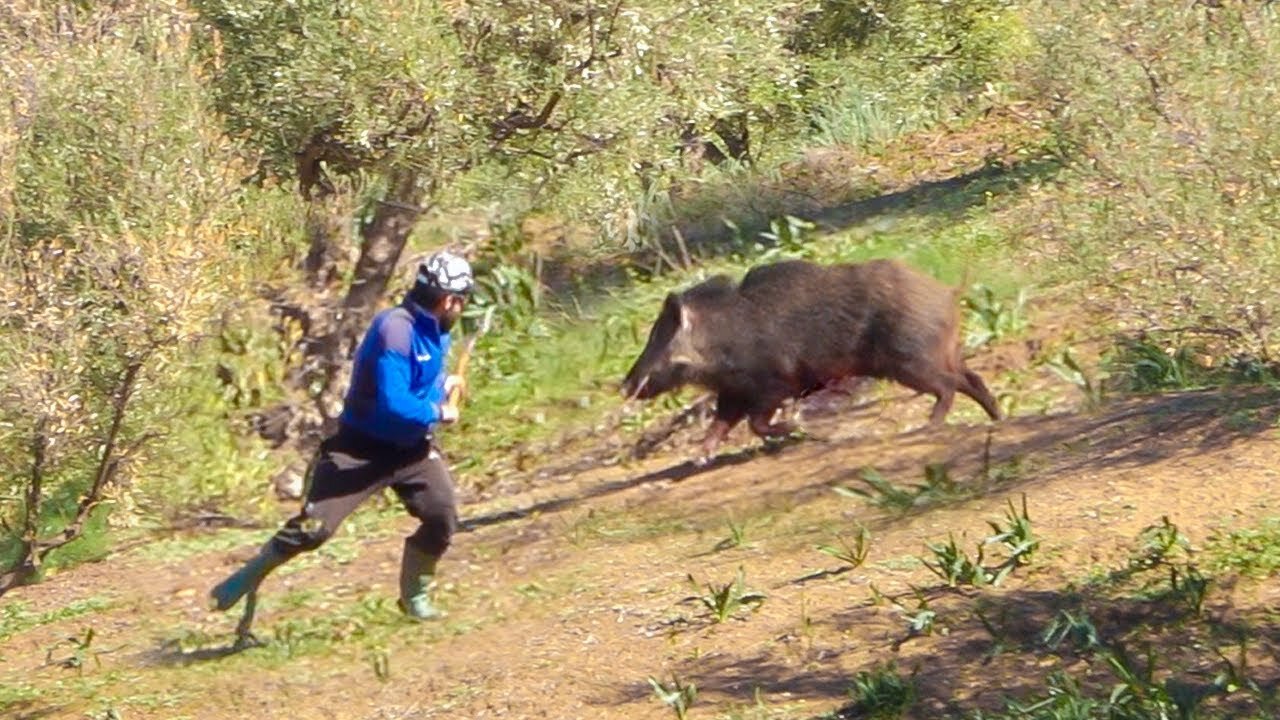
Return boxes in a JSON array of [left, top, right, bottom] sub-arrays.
[[391, 443, 459, 620], [210, 434, 388, 613]]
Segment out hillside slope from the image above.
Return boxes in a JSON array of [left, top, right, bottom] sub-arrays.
[[4, 327, 1279, 720]]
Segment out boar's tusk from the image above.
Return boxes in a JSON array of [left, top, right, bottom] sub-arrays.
[[625, 374, 650, 401]]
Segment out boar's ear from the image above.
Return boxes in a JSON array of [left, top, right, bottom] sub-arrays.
[[661, 293, 696, 331], [668, 299, 701, 366], [676, 299, 697, 332]]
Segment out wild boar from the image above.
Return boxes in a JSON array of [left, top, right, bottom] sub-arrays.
[[621, 257, 1000, 462]]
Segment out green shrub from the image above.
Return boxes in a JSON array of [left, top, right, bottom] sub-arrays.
[[0, 5, 299, 585], [1025, 0, 1280, 369]]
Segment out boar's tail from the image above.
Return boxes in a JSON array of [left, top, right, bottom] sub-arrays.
[[959, 368, 1001, 421]]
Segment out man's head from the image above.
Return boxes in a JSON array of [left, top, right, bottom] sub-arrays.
[[410, 250, 474, 332]]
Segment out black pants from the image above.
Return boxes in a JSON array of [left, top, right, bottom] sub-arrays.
[[270, 424, 458, 559]]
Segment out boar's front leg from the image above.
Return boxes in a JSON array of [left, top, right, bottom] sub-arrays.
[[699, 394, 749, 465]]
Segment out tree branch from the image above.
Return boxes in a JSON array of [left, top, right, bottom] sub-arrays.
[[0, 416, 50, 596], [49, 357, 142, 554]]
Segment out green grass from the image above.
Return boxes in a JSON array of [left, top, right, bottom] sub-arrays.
[[833, 456, 1029, 519], [0, 596, 116, 643], [1204, 516, 1280, 579], [0, 682, 40, 715], [159, 595, 474, 673], [126, 526, 271, 563], [841, 662, 918, 720]]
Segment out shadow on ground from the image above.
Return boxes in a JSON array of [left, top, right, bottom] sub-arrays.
[[460, 385, 1280, 542], [139, 641, 253, 668], [590, 384, 1280, 718], [800, 158, 1058, 237], [7, 701, 71, 720], [756, 385, 1280, 554], [607, 568, 1280, 719], [459, 443, 781, 532]]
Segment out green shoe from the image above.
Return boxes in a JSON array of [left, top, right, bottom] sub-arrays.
[[210, 544, 289, 612], [398, 540, 445, 621]]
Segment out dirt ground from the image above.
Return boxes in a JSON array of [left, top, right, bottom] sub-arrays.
[[4, 335, 1280, 720]]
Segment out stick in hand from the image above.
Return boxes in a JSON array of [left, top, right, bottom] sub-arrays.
[[445, 306, 496, 408]]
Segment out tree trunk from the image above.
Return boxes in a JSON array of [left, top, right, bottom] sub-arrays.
[[342, 170, 423, 321], [306, 169, 426, 438], [713, 114, 751, 163], [301, 196, 350, 290]]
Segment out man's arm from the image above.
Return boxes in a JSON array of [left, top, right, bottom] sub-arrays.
[[374, 315, 443, 429]]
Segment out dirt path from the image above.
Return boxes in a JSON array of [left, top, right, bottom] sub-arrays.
[[4, 366, 1280, 719]]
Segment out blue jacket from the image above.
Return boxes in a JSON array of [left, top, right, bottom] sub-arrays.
[[338, 297, 452, 448]]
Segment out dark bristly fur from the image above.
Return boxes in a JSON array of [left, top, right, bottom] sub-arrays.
[[621, 258, 1000, 461]]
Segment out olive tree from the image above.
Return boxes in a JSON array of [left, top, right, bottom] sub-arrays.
[[191, 0, 816, 429], [0, 2, 262, 593], [1027, 0, 1280, 371]]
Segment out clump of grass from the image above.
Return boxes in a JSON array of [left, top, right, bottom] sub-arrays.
[[922, 533, 990, 588], [835, 463, 972, 513], [964, 283, 1031, 350], [986, 495, 1040, 568], [43, 626, 121, 675], [921, 495, 1039, 588], [1161, 564, 1211, 617], [1041, 608, 1102, 653], [816, 523, 871, 570], [844, 662, 918, 720], [836, 467, 918, 511], [888, 586, 937, 638], [686, 566, 767, 624], [1098, 336, 1268, 395], [648, 673, 698, 720], [1086, 516, 1215, 618], [1041, 345, 1107, 411], [367, 646, 391, 682], [713, 513, 753, 552]]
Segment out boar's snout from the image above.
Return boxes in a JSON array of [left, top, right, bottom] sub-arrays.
[[621, 345, 661, 400], [623, 358, 688, 401]]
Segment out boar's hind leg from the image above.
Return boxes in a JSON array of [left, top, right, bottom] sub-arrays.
[[960, 368, 1001, 421], [927, 389, 956, 426], [892, 365, 957, 426], [748, 407, 796, 440]]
